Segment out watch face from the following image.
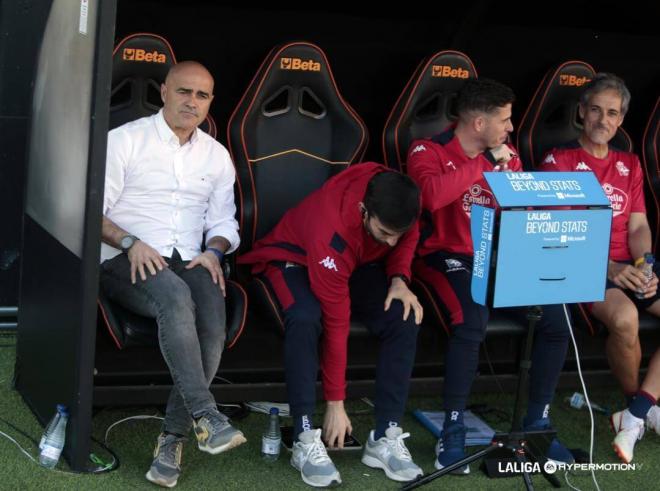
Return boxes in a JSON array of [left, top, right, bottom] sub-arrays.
[[121, 235, 135, 250]]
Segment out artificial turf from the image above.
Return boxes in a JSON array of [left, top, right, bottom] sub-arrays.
[[0, 334, 658, 490]]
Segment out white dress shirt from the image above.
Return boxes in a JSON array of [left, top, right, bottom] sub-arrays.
[[101, 110, 240, 263]]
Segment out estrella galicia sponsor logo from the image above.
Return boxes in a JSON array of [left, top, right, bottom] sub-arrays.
[[462, 184, 493, 217], [602, 182, 628, 217]]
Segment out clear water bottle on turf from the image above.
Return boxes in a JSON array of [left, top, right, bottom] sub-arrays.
[[261, 407, 281, 462], [635, 253, 655, 299], [39, 404, 68, 468]]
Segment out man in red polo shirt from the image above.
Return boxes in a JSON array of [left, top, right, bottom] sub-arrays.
[[539, 73, 660, 463]]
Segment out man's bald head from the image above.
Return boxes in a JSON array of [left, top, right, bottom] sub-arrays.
[[165, 61, 214, 92], [160, 61, 215, 143]]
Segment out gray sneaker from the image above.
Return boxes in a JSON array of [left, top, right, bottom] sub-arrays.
[[361, 427, 423, 482], [193, 409, 247, 455], [145, 433, 186, 488], [291, 429, 341, 488]]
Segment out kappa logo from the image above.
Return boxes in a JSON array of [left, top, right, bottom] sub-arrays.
[[616, 161, 630, 177], [543, 154, 556, 165], [446, 161, 456, 170], [319, 256, 338, 271], [122, 48, 167, 63], [280, 57, 321, 72], [411, 144, 427, 155], [432, 65, 469, 79], [559, 74, 590, 87], [575, 162, 592, 171]]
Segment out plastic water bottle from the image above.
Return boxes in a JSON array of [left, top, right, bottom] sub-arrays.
[[39, 404, 66, 450], [566, 392, 609, 415], [261, 407, 281, 462], [39, 405, 68, 468], [635, 253, 655, 299]]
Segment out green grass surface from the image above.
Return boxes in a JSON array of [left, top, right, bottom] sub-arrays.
[[0, 335, 658, 490]]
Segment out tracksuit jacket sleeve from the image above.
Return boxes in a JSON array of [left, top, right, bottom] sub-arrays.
[[407, 140, 482, 212], [385, 220, 419, 282], [306, 237, 355, 401]]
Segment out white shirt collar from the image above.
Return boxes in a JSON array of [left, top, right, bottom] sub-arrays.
[[155, 109, 199, 146]]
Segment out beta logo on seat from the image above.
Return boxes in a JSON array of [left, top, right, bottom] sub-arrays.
[[431, 65, 469, 78], [559, 74, 590, 87], [122, 48, 167, 63], [280, 57, 321, 72]]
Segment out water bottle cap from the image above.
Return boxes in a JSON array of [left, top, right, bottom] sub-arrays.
[[569, 392, 585, 409], [644, 253, 655, 263], [269, 407, 279, 415], [56, 404, 68, 415]]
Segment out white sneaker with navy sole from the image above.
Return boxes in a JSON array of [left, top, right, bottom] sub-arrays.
[[361, 427, 423, 482]]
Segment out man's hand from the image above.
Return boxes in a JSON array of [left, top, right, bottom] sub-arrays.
[[385, 277, 423, 325], [323, 401, 352, 448], [127, 241, 168, 284], [490, 144, 516, 171], [185, 251, 226, 296], [639, 273, 658, 298], [608, 261, 649, 293]]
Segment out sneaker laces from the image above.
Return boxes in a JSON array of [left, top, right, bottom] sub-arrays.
[[306, 434, 332, 466], [156, 435, 186, 468], [386, 432, 413, 461], [204, 410, 229, 433]]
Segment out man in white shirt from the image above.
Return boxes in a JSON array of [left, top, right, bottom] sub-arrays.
[[100, 61, 244, 488]]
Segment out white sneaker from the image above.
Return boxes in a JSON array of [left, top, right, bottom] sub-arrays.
[[291, 429, 341, 488], [611, 409, 645, 463], [361, 427, 423, 482], [646, 405, 660, 435]]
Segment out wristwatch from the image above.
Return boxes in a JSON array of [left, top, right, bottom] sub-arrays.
[[120, 234, 139, 253]]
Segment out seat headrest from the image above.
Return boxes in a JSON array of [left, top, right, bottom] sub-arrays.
[[517, 60, 632, 169], [110, 33, 175, 129], [229, 41, 368, 252], [110, 33, 216, 137], [383, 50, 478, 172]]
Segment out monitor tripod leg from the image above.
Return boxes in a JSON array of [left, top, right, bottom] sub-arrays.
[[400, 441, 503, 490]]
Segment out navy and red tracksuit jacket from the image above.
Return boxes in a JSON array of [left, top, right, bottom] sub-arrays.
[[238, 162, 419, 401], [407, 128, 522, 257]]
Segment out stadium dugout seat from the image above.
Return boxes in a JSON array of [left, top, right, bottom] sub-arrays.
[[518, 61, 656, 335], [383, 50, 526, 339], [516, 60, 632, 170], [382, 50, 477, 173], [642, 97, 660, 258], [110, 32, 217, 137], [228, 40, 368, 331], [98, 33, 246, 350]]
